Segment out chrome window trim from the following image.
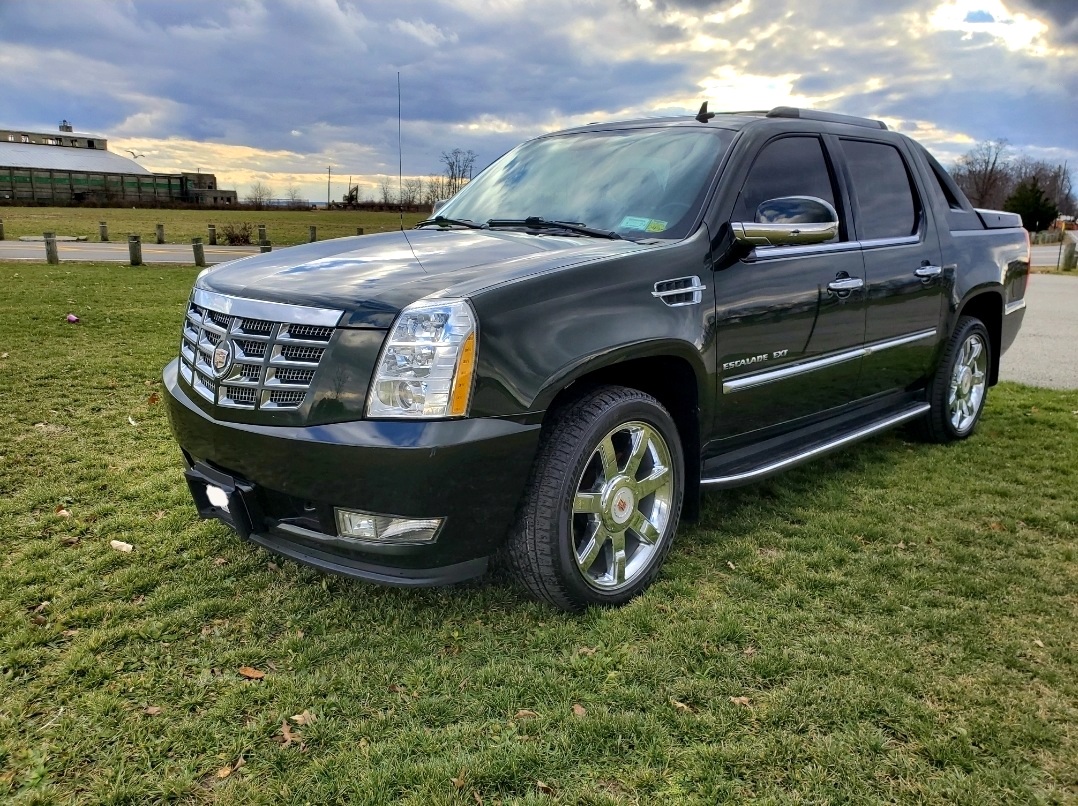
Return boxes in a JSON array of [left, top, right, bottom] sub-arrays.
[[192, 287, 344, 328], [1005, 299, 1026, 316], [723, 328, 936, 393], [859, 234, 921, 249], [752, 240, 861, 260]]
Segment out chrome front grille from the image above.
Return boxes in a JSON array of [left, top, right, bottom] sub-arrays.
[[178, 289, 343, 411]]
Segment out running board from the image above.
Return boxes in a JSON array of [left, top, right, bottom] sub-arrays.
[[701, 403, 930, 489]]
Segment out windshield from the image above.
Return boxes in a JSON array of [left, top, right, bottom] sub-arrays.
[[438, 127, 735, 240]]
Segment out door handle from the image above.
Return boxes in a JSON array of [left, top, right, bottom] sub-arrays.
[[915, 264, 942, 279], [827, 277, 864, 292]]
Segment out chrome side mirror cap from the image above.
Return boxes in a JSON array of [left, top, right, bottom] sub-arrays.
[[732, 196, 839, 247]]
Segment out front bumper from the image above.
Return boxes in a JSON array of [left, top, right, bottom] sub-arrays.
[[164, 359, 542, 585]]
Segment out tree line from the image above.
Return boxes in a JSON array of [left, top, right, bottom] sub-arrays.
[[950, 140, 1073, 231]]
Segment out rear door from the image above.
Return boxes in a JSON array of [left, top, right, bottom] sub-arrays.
[[837, 137, 948, 397], [713, 134, 868, 439]]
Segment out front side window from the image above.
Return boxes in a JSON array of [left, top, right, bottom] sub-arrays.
[[439, 127, 735, 240], [732, 136, 840, 238], [841, 139, 919, 240]]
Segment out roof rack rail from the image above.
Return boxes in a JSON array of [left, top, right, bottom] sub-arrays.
[[766, 106, 887, 130]]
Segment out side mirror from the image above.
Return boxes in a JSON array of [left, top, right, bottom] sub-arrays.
[[732, 196, 839, 247], [432, 199, 449, 215]]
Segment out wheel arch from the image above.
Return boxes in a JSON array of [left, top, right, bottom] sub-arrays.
[[534, 344, 705, 521], [955, 288, 1003, 385]]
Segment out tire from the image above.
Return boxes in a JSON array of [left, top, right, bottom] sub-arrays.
[[503, 386, 685, 612], [918, 315, 991, 443]]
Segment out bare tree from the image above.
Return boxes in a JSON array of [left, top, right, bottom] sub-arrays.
[[245, 180, 274, 210], [400, 177, 424, 207], [951, 140, 1012, 209], [379, 177, 397, 207], [284, 184, 305, 209], [424, 174, 448, 208], [440, 148, 478, 197]]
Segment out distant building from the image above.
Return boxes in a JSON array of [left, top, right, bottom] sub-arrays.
[[0, 121, 237, 206]]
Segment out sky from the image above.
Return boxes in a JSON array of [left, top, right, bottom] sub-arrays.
[[1, 0, 1075, 204]]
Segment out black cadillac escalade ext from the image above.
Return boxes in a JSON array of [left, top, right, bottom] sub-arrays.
[[164, 105, 1030, 612]]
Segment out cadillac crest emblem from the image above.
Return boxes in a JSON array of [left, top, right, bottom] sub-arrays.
[[211, 339, 233, 378]]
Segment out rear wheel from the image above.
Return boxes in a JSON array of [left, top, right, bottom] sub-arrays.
[[504, 386, 684, 612], [919, 316, 991, 443]]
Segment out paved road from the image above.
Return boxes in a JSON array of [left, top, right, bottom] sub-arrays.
[[0, 240, 259, 264], [1031, 230, 1077, 267], [999, 274, 1078, 390]]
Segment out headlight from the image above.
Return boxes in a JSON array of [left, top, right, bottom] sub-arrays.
[[366, 298, 478, 418]]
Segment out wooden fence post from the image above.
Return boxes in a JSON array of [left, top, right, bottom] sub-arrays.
[[128, 234, 143, 266], [309, 225, 317, 243], [192, 237, 206, 268], [44, 232, 59, 264]]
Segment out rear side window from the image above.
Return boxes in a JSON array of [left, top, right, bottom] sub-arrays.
[[733, 136, 839, 233], [841, 140, 918, 240]]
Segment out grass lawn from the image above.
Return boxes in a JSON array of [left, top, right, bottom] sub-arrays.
[[0, 261, 1076, 804], [0, 207, 427, 246]]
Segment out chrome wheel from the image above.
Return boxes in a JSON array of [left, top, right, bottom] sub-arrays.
[[948, 332, 988, 433], [571, 421, 674, 591]]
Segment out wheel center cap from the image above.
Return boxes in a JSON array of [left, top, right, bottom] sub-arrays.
[[957, 367, 972, 397], [610, 487, 635, 525]]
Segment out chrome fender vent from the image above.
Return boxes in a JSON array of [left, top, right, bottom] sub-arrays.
[[652, 276, 706, 307]]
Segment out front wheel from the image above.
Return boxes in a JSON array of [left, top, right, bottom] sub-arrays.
[[504, 386, 684, 612], [919, 316, 991, 443]]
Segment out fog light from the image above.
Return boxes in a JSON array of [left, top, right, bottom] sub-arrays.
[[334, 508, 443, 544]]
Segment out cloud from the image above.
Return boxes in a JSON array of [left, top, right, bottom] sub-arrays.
[[0, 0, 1073, 202]]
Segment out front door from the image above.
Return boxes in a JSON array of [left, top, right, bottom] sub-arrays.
[[712, 135, 868, 439]]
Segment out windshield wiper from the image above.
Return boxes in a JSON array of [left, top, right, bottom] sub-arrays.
[[415, 215, 485, 230], [486, 217, 622, 240]]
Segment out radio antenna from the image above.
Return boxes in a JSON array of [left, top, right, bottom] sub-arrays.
[[397, 72, 425, 271], [398, 71, 404, 232]]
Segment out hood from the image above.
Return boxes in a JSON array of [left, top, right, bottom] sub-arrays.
[[196, 229, 650, 327]]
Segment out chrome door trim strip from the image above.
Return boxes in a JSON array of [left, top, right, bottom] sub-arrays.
[[192, 287, 344, 327], [723, 329, 937, 394], [1005, 299, 1026, 315], [864, 328, 937, 354], [701, 403, 931, 488]]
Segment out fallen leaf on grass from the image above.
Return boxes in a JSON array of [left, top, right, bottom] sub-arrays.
[[66, 314, 80, 323], [451, 771, 466, 790], [572, 703, 587, 718], [514, 709, 539, 720], [109, 539, 134, 553], [726, 560, 736, 570], [576, 646, 598, 656], [127, 416, 138, 427], [290, 709, 316, 726], [31, 614, 47, 625], [238, 666, 265, 680], [267, 561, 280, 572], [60, 536, 79, 546], [536, 781, 554, 795], [276, 720, 304, 749], [670, 699, 693, 713], [472, 791, 483, 805], [30, 601, 50, 613], [62, 629, 79, 637], [152, 510, 166, 521], [144, 706, 162, 716], [1033, 638, 1045, 648], [729, 696, 751, 707], [213, 557, 229, 566], [0, 352, 8, 359], [743, 646, 757, 657], [989, 522, 1005, 532], [147, 392, 160, 405]]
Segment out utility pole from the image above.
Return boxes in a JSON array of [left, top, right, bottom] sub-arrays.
[[327, 165, 332, 209]]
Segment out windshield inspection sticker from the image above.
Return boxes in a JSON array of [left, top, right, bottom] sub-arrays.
[[619, 216, 668, 232]]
